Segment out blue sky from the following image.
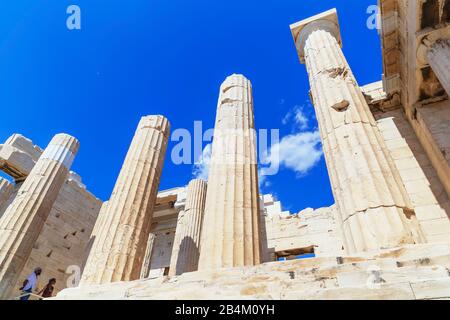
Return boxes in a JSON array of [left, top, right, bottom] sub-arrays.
[[0, 1, 382, 212]]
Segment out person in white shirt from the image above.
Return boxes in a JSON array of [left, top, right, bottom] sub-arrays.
[[19, 267, 42, 300]]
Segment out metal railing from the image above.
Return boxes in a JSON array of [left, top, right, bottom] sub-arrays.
[[10, 292, 44, 300]]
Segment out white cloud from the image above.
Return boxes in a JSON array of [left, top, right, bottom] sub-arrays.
[[265, 130, 323, 176], [282, 105, 309, 130], [272, 103, 323, 179], [281, 111, 292, 125], [192, 144, 212, 180], [293, 108, 308, 130]]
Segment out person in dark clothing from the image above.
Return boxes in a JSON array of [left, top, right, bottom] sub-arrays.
[[38, 278, 56, 299]]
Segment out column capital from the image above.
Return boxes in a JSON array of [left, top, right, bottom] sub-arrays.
[[40, 133, 79, 170], [290, 8, 342, 64], [417, 32, 450, 66], [138, 115, 170, 136]]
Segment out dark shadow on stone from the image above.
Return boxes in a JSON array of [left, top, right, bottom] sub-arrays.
[[421, 0, 440, 29], [81, 235, 96, 274], [259, 208, 276, 262], [390, 111, 449, 218], [443, 0, 450, 23], [174, 236, 199, 276]]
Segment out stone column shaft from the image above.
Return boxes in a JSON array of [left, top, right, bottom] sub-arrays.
[[0, 134, 79, 299], [0, 178, 14, 217], [198, 74, 261, 270], [427, 39, 450, 96], [81, 115, 169, 285], [291, 10, 424, 254], [81, 201, 109, 273], [169, 179, 207, 276], [139, 233, 155, 278]]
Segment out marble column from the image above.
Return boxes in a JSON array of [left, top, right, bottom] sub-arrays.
[[198, 74, 261, 270], [0, 178, 14, 217], [139, 233, 155, 279], [0, 134, 79, 299], [81, 115, 170, 285], [81, 201, 109, 273], [90, 201, 109, 241], [426, 39, 450, 96], [290, 9, 424, 254], [169, 179, 207, 276]]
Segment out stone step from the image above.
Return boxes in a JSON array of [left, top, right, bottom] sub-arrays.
[[281, 282, 417, 300], [109, 264, 450, 299], [52, 243, 450, 300]]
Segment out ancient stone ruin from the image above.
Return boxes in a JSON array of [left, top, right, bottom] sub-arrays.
[[0, 5, 449, 299]]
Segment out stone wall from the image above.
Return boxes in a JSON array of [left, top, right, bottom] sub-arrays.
[[379, 0, 450, 198], [146, 216, 177, 277], [418, 99, 450, 178], [375, 108, 450, 244], [11, 176, 102, 296], [410, 104, 450, 198], [0, 177, 14, 217], [263, 206, 344, 261]]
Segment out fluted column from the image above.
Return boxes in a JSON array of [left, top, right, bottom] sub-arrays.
[[169, 179, 207, 276], [139, 233, 155, 278], [90, 201, 109, 241], [198, 74, 261, 270], [427, 39, 450, 96], [81, 201, 109, 273], [0, 134, 79, 299], [80, 115, 169, 285], [290, 9, 424, 254], [0, 178, 14, 217]]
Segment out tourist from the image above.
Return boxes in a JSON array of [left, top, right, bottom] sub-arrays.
[[38, 278, 56, 299], [19, 267, 42, 300]]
